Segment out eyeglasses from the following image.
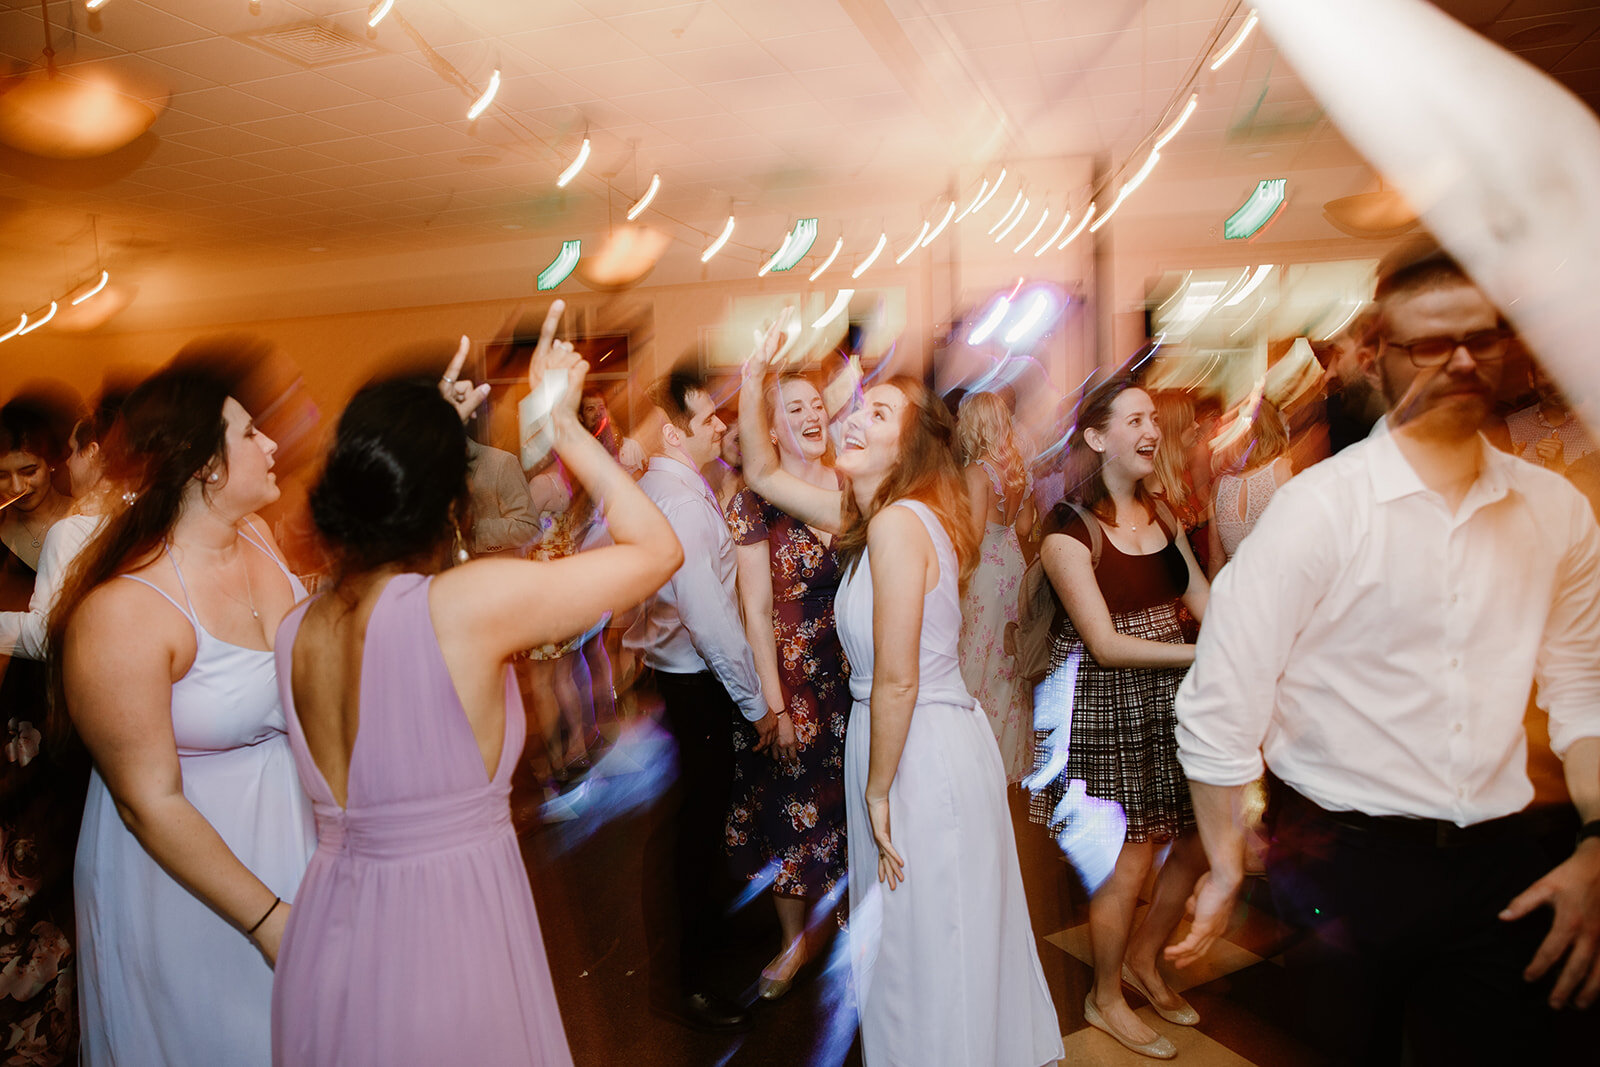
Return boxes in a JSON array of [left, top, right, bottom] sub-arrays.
[[1380, 328, 1512, 368]]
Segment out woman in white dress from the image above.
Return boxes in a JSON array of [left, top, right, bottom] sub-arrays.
[[51, 357, 316, 1065], [740, 333, 1063, 1067], [955, 391, 1035, 782]]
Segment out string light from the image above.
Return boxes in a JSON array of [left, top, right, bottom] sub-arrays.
[[71, 270, 109, 305], [808, 237, 843, 281], [955, 179, 989, 222], [1034, 212, 1073, 256], [921, 201, 957, 247], [993, 198, 1029, 243], [701, 216, 735, 263], [812, 288, 854, 331], [18, 302, 55, 335], [1153, 93, 1199, 150], [1058, 203, 1096, 248], [1224, 264, 1274, 306], [0, 315, 25, 344], [1210, 10, 1258, 71], [851, 233, 887, 279], [758, 232, 795, 277], [1090, 151, 1160, 233], [1012, 206, 1048, 253], [971, 168, 1006, 215], [895, 221, 930, 264], [986, 190, 1024, 235], [556, 138, 590, 187], [466, 69, 500, 121], [367, 0, 394, 28], [625, 174, 660, 220]]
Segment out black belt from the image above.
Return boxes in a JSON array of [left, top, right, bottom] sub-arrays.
[[1276, 781, 1558, 850]]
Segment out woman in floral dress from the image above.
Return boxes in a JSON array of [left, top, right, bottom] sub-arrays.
[[725, 374, 849, 1000], [955, 392, 1034, 783]]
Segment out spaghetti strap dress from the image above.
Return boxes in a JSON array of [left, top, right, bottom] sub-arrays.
[[836, 500, 1062, 1067], [74, 529, 316, 1067], [271, 573, 573, 1067]]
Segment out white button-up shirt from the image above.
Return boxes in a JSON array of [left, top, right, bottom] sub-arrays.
[[1176, 424, 1600, 826], [624, 455, 766, 722]]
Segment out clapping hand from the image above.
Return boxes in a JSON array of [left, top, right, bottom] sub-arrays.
[[438, 336, 492, 422]]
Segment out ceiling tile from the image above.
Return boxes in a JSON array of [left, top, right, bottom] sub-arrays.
[[735, 101, 840, 133], [563, 56, 687, 96], [309, 136, 411, 165], [143, 140, 220, 167], [505, 20, 647, 66], [609, 3, 751, 54], [609, 85, 723, 122], [80, 1, 214, 52], [296, 163, 391, 187], [316, 55, 440, 99], [167, 85, 295, 124], [235, 174, 338, 197], [151, 109, 219, 136], [372, 125, 480, 156], [761, 28, 882, 73], [177, 156, 280, 183], [234, 146, 346, 173], [792, 63, 902, 100], [234, 113, 353, 145], [720, 0, 855, 39], [165, 126, 283, 156], [143, 36, 297, 84], [660, 43, 782, 83], [385, 87, 482, 126], [700, 73, 806, 111], [236, 72, 375, 112], [941, 6, 1031, 50], [650, 112, 756, 141], [311, 99, 431, 135]]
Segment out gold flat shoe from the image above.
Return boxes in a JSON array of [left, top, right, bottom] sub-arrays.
[[1121, 963, 1200, 1026], [1083, 995, 1177, 1060], [756, 974, 793, 1000]]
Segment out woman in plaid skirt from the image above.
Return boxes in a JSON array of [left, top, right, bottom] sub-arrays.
[[1031, 375, 1211, 1060]]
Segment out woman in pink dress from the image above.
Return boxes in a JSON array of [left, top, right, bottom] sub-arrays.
[[271, 307, 682, 1065]]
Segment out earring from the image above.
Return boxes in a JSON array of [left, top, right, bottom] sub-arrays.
[[207, 472, 220, 483], [452, 520, 469, 564]]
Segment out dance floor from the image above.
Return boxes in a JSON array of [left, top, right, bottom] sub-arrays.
[[516, 710, 1319, 1066]]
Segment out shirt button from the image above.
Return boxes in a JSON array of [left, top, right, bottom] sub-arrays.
[[1453, 723, 1464, 733], [1449, 657, 1460, 668], [1458, 786, 1467, 797], [1450, 594, 1459, 605]]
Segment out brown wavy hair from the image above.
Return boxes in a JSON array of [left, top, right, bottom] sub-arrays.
[[1067, 374, 1160, 525], [837, 376, 977, 589]]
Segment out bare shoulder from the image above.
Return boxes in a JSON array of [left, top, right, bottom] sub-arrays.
[[69, 577, 192, 662], [867, 503, 931, 550]]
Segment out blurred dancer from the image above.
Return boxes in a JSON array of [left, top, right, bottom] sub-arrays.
[[580, 387, 646, 477], [1206, 398, 1294, 576], [54, 357, 316, 1066], [1148, 391, 1211, 579], [725, 373, 848, 1000], [1173, 240, 1600, 1064], [1506, 360, 1596, 474], [1031, 376, 1210, 1060], [1318, 306, 1385, 455], [627, 367, 777, 1030], [465, 436, 538, 557], [740, 331, 1062, 1067], [704, 410, 745, 513], [955, 391, 1035, 783], [272, 307, 677, 1064]]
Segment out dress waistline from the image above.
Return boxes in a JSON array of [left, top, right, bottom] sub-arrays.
[[313, 786, 512, 861]]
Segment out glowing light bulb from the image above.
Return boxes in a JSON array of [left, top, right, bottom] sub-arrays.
[[1210, 10, 1258, 72], [556, 138, 590, 188], [812, 289, 854, 331], [1153, 93, 1198, 150], [1012, 206, 1048, 253], [18, 302, 56, 335], [895, 221, 930, 264], [993, 198, 1029, 243], [987, 190, 1024, 235], [71, 269, 109, 305], [921, 202, 957, 247], [1035, 212, 1072, 256], [851, 233, 887, 279], [701, 216, 735, 263], [367, 0, 394, 28], [808, 237, 843, 281], [626, 174, 660, 220], [466, 69, 501, 121]]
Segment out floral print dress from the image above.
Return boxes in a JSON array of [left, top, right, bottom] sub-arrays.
[[0, 547, 81, 1065], [724, 490, 850, 898]]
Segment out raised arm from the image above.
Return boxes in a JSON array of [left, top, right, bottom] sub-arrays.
[[738, 324, 844, 533], [65, 583, 291, 962], [1041, 531, 1195, 669], [432, 302, 683, 660], [863, 506, 933, 890]]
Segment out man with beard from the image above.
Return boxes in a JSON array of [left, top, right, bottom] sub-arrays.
[[1171, 239, 1600, 1064]]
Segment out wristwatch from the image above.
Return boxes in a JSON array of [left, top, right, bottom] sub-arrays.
[[1577, 819, 1600, 850]]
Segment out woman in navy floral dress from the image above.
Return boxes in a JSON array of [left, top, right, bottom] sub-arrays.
[[725, 374, 849, 1000]]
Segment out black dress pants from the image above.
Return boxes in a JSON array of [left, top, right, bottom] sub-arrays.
[[644, 669, 738, 996], [1265, 783, 1593, 1066]]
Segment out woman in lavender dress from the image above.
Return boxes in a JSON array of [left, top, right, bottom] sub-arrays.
[[270, 311, 681, 1065]]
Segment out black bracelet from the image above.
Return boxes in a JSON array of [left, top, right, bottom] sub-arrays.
[[246, 896, 281, 936], [1577, 820, 1600, 850]]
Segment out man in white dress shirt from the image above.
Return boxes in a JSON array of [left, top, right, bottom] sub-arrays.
[[626, 367, 778, 1030], [1171, 241, 1600, 1063]]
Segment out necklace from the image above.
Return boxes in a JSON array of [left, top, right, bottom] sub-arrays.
[[215, 550, 260, 620], [16, 510, 47, 548]]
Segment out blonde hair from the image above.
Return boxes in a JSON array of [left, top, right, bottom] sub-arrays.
[[1215, 398, 1289, 474], [956, 391, 1029, 500], [1149, 390, 1195, 506]]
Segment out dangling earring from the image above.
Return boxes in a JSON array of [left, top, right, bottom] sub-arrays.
[[452, 520, 469, 564]]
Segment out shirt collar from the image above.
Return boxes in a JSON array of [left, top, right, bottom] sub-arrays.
[[1367, 416, 1514, 506], [647, 454, 714, 495]]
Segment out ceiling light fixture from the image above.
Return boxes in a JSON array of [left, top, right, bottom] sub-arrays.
[[71, 270, 109, 306], [1210, 10, 1259, 71], [808, 236, 843, 281], [993, 198, 1029, 243], [851, 232, 887, 279], [895, 221, 930, 264], [1153, 93, 1199, 150], [1058, 203, 1097, 248], [1012, 206, 1048, 253], [757, 232, 794, 277], [1225, 178, 1286, 239], [701, 216, 735, 263], [967, 296, 1010, 345], [0, 315, 25, 344], [955, 179, 989, 221], [1091, 151, 1160, 233], [921, 201, 957, 247], [536, 240, 580, 291], [971, 168, 1006, 215], [18, 302, 55, 335], [1034, 211, 1072, 256], [556, 138, 590, 187], [766, 217, 818, 273], [466, 68, 500, 121], [626, 173, 660, 220], [986, 190, 1024, 235], [1224, 264, 1274, 306], [367, 0, 395, 28], [812, 288, 854, 331]]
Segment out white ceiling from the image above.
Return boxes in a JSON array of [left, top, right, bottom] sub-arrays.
[[0, 0, 1594, 328]]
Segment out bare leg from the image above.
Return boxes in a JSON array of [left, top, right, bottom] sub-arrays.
[[1126, 832, 1210, 1009], [1088, 840, 1162, 1045], [765, 893, 809, 980]]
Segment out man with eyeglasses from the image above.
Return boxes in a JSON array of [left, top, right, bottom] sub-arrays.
[[1169, 238, 1600, 1063]]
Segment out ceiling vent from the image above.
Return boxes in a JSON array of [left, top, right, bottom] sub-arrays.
[[236, 20, 381, 68]]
